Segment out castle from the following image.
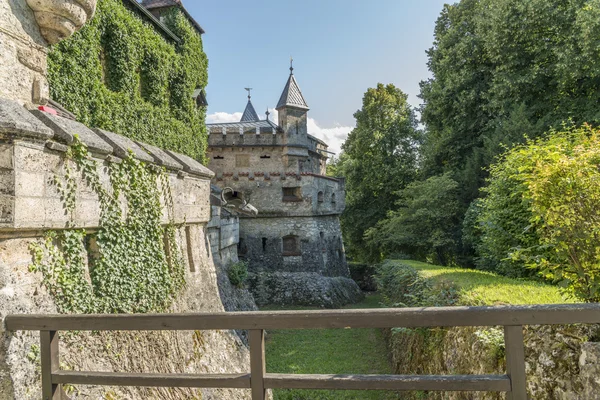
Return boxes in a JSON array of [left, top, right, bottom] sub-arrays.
[[206, 65, 360, 306]]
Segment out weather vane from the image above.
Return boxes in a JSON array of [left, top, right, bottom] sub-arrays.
[[244, 87, 252, 99], [290, 56, 294, 74]]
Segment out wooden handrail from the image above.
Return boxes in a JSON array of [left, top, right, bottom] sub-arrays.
[[6, 303, 600, 400]]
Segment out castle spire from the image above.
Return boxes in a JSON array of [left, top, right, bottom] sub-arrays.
[[240, 88, 259, 122], [276, 62, 309, 110]]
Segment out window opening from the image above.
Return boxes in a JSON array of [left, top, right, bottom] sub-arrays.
[[282, 187, 302, 202], [282, 235, 301, 256]]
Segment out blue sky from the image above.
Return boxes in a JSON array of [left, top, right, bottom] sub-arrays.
[[184, 0, 449, 154]]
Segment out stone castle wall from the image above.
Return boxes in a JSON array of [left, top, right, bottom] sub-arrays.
[[240, 215, 347, 278], [206, 120, 358, 307], [213, 174, 345, 217], [207, 204, 258, 314], [0, 98, 259, 400]]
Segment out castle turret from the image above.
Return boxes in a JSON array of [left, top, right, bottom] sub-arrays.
[[276, 62, 309, 168], [241, 90, 260, 122]]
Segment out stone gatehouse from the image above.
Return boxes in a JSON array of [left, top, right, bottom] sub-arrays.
[[207, 66, 362, 307]]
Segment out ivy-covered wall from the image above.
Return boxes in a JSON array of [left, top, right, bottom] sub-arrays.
[[48, 0, 208, 162]]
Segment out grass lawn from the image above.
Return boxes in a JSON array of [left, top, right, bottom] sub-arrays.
[[399, 260, 577, 305], [263, 293, 400, 400]]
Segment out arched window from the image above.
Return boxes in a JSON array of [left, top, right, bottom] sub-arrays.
[[331, 193, 336, 204], [317, 191, 324, 203], [282, 235, 301, 256]]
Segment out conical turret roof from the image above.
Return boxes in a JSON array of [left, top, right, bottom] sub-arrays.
[[241, 99, 260, 122], [276, 70, 309, 111]]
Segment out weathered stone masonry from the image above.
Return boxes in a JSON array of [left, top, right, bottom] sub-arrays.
[[0, 97, 259, 400], [0, 1, 263, 399], [207, 68, 362, 307]]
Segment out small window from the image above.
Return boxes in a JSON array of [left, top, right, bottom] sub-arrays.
[[282, 187, 302, 202], [260, 155, 271, 159], [319, 232, 324, 241], [317, 191, 324, 203], [236, 154, 250, 168], [282, 235, 301, 256], [331, 193, 336, 204], [213, 155, 224, 160], [262, 238, 267, 252]]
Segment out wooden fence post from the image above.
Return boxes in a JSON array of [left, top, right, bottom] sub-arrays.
[[41, 330, 63, 400], [504, 325, 527, 400], [249, 329, 266, 400]]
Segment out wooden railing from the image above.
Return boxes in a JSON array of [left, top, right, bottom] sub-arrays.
[[6, 304, 600, 400]]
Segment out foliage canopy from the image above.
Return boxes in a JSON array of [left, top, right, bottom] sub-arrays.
[[367, 174, 461, 266], [336, 83, 421, 262], [477, 126, 600, 301]]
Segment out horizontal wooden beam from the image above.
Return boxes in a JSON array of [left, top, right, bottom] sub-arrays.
[[264, 374, 512, 392], [5, 304, 600, 331], [52, 371, 251, 389]]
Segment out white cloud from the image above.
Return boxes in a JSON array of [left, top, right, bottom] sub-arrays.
[[206, 111, 243, 123], [307, 118, 353, 156], [206, 110, 354, 156]]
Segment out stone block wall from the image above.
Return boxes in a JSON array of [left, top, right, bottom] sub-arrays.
[[240, 215, 348, 278], [207, 204, 258, 315], [0, 98, 259, 400], [214, 174, 345, 217]]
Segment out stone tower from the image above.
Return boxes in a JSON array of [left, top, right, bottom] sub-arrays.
[[277, 63, 311, 171], [206, 66, 362, 308]]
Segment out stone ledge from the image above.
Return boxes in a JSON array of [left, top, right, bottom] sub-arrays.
[[0, 97, 215, 180], [33, 110, 113, 155], [94, 128, 154, 163], [136, 141, 183, 171], [0, 99, 53, 140], [166, 150, 215, 179]]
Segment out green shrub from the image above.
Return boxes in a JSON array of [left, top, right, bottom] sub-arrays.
[[228, 261, 248, 288], [477, 125, 600, 301], [374, 261, 429, 307], [48, 0, 208, 162], [475, 152, 542, 278]]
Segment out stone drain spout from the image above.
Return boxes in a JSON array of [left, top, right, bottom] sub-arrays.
[[25, 0, 97, 45]]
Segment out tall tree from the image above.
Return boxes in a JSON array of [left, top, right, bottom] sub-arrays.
[[338, 84, 421, 262], [420, 0, 600, 265]]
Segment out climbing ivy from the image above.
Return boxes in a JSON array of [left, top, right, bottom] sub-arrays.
[[47, 0, 208, 162], [30, 138, 186, 314]]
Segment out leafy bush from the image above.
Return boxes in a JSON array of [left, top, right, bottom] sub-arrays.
[[477, 125, 600, 301], [48, 0, 208, 162], [374, 261, 429, 307], [228, 261, 249, 288], [474, 148, 544, 278]]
